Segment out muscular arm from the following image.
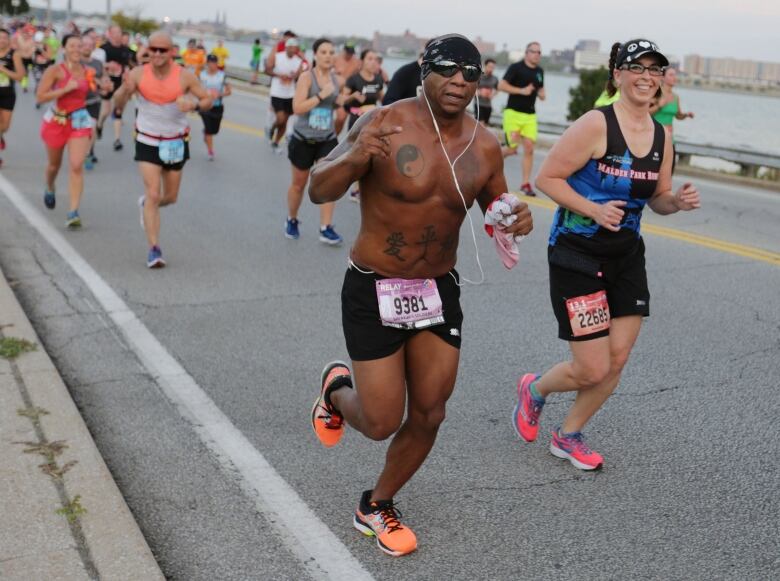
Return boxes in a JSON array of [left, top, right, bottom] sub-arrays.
[[309, 108, 384, 203], [476, 133, 534, 236], [182, 68, 213, 111], [476, 136, 510, 213]]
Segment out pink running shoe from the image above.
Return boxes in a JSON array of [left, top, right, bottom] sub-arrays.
[[512, 373, 544, 442], [550, 429, 604, 470]]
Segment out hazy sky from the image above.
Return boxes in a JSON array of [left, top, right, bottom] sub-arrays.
[[56, 0, 779, 62]]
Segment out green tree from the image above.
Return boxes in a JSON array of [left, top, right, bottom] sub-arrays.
[[0, 0, 30, 15], [112, 10, 158, 36], [567, 67, 609, 121]]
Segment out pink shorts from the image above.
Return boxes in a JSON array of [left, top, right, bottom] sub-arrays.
[[40, 119, 92, 149]]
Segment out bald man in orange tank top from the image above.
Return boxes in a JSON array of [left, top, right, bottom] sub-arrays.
[[113, 31, 212, 268]]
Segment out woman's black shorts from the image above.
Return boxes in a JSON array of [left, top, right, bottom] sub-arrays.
[[200, 105, 224, 135], [342, 264, 464, 361], [0, 89, 16, 111], [134, 140, 190, 171], [287, 134, 337, 171], [548, 238, 650, 342]]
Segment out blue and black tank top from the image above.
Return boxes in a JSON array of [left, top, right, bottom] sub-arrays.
[[549, 104, 665, 258]]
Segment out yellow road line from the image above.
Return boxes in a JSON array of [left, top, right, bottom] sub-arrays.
[[221, 119, 266, 138], [518, 194, 780, 266], [217, 119, 780, 267]]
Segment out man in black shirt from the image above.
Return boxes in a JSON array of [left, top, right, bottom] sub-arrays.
[[499, 41, 545, 196], [102, 24, 134, 151], [380, 54, 422, 106]]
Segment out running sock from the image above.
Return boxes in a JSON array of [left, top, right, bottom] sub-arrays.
[[324, 374, 353, 410], [529, 380, 545, 401]]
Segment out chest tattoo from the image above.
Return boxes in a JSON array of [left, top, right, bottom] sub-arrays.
[[396, 144, 425, 178]]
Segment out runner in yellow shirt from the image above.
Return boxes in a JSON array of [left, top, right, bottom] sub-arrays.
[[210, 39, 230, 71]]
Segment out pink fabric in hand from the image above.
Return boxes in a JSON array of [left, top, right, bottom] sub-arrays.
[[484, 193, 523, 269]]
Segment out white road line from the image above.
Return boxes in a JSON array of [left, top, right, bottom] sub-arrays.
[[0, 174, 374, 581]]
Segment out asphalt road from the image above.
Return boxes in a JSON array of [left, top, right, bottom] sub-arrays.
[[0, 86, 778, 581]]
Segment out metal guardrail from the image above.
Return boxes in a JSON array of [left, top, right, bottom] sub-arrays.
[[224, 67, 779, 178], [497, 116, 780, 177]]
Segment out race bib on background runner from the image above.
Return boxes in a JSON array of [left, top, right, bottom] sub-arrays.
[[566, 291, 610, 337], [159, 139, 185, 164], [308, 106, 333, 131], [69, 108, 91, 130], [376, 278, 444, 330], [0, 73, 9, 88]]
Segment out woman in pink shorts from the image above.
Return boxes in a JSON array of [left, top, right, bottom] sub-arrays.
[[37, 33, 94, 229]]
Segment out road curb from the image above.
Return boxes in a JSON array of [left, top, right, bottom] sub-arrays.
[[0, 265, 164, 581]]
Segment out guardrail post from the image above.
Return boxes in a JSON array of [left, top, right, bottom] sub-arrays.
[[741, 164, 759, 178]]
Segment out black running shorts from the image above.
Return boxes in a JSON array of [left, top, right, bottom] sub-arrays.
[[200, 105, 224, 135], [0, 90, 16, 111], [342, 264, 464, 361], [475, 103, 492, 123], [287, 135, 337, 171], [271, 96, 293, 114], [87, 102, 101, 120], [548, 238, 650, 342], [134, 140, 190, 171]]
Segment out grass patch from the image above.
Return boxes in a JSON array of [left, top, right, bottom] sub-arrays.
[[17, 439, 69, 461], [40, 460, 78, 480], [17, 406, 50, 424], [56, 495, 87, 523], [0, 337, 37, 359]]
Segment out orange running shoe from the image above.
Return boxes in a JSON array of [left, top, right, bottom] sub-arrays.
[[353, 490, 417, 557], [311, 361, 351, 448]]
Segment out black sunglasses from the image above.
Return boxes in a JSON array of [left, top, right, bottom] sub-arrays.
[[148, 46, 170, 54], [425, 60, 481, 82]]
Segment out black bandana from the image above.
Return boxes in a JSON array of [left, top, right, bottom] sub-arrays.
[[421, 34, 482, 79]]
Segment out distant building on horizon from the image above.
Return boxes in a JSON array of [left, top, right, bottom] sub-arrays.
[[575, 39, 600, 52], [372, 30, 498, 58], [473, 36, 496, 57], [684, 54, 780, 84], [372, 30, 425, 57]]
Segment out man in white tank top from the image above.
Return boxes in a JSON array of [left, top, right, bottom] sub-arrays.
[[113, 31, 212, 269], [267, 38, 303, 151]]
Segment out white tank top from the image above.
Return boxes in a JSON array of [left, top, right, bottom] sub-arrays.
[[270, 52, 303, 99]]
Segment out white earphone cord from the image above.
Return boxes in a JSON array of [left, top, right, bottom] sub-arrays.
[[421, 71, 484, 286]]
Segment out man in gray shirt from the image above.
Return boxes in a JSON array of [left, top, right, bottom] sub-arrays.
[[81, 34, 111, 168], [475, 58, 498, 126]]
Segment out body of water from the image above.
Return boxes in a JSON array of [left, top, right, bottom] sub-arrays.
[[181, 37, 780, 156]]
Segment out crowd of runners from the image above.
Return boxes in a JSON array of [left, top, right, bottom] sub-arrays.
[[0, 19, 702, 559]]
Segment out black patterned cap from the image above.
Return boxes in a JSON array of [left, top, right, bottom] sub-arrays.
[[615, 39, 669, 68]]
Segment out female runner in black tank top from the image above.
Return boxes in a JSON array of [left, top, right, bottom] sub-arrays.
[[511, 40, 701, 471], [0, 28, 25, 166]]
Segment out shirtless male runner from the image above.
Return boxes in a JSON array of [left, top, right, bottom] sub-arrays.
[[308, 34, 533, 557]]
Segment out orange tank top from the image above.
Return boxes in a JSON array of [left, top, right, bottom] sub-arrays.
[[138, 63, 184, 105]]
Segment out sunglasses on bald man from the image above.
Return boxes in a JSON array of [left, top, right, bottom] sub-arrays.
[[424, 60, 482, 82]]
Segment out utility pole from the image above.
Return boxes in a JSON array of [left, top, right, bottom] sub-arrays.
[[106, 0, 112, 30], [46, 0, 51, 24], [66, 0, 72, 24]]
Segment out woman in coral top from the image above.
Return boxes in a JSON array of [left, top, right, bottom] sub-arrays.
[[37, 33, 94, 229]]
